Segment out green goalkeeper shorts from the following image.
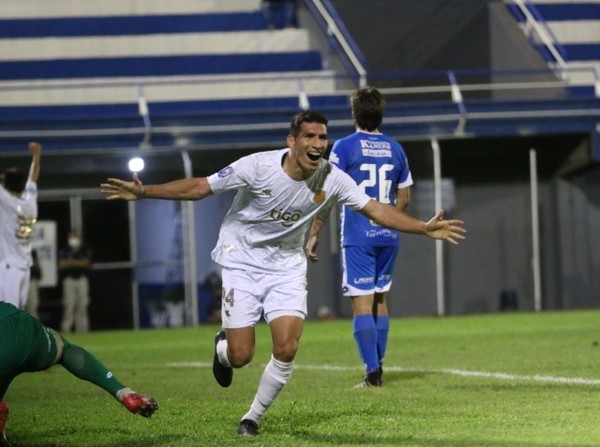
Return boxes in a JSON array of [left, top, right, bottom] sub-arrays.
[[0, 302, 58, 394]]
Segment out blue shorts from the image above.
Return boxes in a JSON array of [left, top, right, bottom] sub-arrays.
[[340, 245, 399, 296]]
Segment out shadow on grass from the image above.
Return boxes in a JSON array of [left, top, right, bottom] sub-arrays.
[[382, 370, 431, 385]]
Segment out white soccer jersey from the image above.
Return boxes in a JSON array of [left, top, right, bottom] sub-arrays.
[[0, 180, 38, 269], [207, 148, 371, 273]]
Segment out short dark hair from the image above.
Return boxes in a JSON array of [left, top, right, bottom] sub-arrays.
[[1, 167, 27, 194], [351, 86, 385, 132], [289, 110, 328, 137]]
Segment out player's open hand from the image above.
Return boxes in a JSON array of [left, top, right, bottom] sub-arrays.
[[101, 173, 145, 201], [305, 234, 320, 262], [424, 209, 467, 245]]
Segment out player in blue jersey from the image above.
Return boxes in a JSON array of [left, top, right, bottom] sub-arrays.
[[306, 86, 412, 387]]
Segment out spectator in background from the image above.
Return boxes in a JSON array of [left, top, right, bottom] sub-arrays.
[[0, 142, 42, 309], [59, 230, 92, 333], [262, 0, 298, 29], [25, 249, 42, 318]]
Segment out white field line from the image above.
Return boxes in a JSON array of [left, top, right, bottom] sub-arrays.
[[166, 362, 600, 386]]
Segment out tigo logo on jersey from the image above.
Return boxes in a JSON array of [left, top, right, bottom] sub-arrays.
[[217, 166, 234, 178], [270, 208, 302, 227]]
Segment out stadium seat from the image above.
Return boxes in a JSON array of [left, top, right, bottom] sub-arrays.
[[505, 1, 600, 96]]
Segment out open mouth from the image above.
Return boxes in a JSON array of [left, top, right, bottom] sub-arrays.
[[307, 152, 321, 162]]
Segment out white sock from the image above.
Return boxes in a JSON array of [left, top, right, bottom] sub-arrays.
[[115, 387, 134, 402], [216, 339, 231, 367], [242, 355, 293, 423]]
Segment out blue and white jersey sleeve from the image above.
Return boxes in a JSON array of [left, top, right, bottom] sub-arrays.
[[328, 140, 346, 170], [397, 152, 413, 190]]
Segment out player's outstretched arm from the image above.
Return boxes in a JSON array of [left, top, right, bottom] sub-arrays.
[[28, 141, 42, 183], [101, 174, 213, 201], [360, 200, 466, 245]]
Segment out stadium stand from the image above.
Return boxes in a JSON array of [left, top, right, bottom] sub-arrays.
[[0, 0, 597, 154], [505, 0, 600, 96], [0, 0, 337, 151], [0, 0, 330, 92]]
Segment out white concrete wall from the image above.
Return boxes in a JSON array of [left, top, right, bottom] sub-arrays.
[[0, 0, 262, 18], [0, 71, 337, 105], [0, 30, 313, 61]]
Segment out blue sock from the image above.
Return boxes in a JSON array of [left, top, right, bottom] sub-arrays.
[[376, 315, 390, 368], [353, 314, 379, 373]]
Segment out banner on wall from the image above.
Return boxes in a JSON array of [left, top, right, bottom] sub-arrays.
[[31, 220, 57, 287]]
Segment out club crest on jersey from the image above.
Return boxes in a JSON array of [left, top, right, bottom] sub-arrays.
[[16, 215, 37, 240], [313, 190, 326, 205], [217, 166, 234, 178]]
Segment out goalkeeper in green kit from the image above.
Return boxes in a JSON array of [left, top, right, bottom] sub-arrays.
[[0, 301, 158, 447]]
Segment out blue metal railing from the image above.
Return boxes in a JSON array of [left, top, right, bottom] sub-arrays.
[[0, 66, 598, 154], [505, 0, 568, 68], [303, 0, 367, 87]]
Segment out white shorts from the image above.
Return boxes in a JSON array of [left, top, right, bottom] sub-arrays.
[[220, 267, 307, 329]]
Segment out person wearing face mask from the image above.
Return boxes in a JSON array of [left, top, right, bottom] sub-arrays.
[[58, 230, 92, 333]]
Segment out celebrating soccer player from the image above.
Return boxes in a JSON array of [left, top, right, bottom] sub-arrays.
[[101, 110, 466, 436]]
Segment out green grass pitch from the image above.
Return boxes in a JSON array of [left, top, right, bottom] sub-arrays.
[[5, 310, 600, 446]]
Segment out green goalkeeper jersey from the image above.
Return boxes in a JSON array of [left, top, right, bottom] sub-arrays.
[[0, 301, 20, 321], [0, 301, 57, 383]]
